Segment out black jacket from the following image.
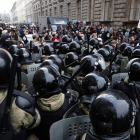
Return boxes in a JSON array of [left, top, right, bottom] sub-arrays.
[[31, 93, 77, 140]]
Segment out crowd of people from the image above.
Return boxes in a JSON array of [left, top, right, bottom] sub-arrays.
[[0, 22, 140, 140]]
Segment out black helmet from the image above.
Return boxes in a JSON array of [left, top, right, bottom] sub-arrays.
[[89, 38, 99, 46], [104, 44, 114, 51], [120, 43, 130, 52], [129, 61, 140, 81], [33, 66, 61, 97], [39, 59, 61, 73], [8, 45, 20, 56], [126, 58, 140, 72], [92, 54, 106, 71], [59, 44, 69, 54], [17, 48, 33, 65], [32, 45, 41, 53], [69, 41, 81, 51], [80, 55, 99, 75], [122, 46, 134, 56], [97, 48, 111, 61], [53, 40, 61, 49], [62, 35, 72, 43], [48, 55, 64, 68], [82, 72, 108, 95], [42, 44, 55, 55], [0, 48, 12, 86], [65, 52, 79, 67], [90, 89, 133, 135], [82, 48, 92, 56], [131, 49, 140, 59]]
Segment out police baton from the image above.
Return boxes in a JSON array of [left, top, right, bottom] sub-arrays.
[[67, 23, 79, 41], [109, 51, 113, 80], [64, 60, 79, 69], [87, 32, 90, 55], [1, 55, 18, 133], [62, 58, 90, 89], [17, 63, 22, 91], [30, 40, 32, 53]]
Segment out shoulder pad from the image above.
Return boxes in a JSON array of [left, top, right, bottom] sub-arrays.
[[14, 92, 36, 116], [15, 96, 36, 116]]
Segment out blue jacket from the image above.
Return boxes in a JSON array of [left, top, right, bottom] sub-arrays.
[[125, 31, 129, 39]]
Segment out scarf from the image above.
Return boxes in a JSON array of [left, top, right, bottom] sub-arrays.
[[36, 93, 65, 112]]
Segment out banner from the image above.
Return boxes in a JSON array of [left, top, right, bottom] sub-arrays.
[[73, 20, 77, 23], [83, 21, 86, 24], [137, 20, 140, 28]]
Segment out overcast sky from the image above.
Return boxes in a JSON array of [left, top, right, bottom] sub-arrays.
[[0, 0, 16, 13]]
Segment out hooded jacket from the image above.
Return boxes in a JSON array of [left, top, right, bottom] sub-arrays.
[[31, 92, 78, 140]]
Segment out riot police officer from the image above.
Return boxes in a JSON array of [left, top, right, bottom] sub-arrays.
[[59, 44, 69, 59], [8, 45, 20, 57], [65, 52, 80, 75], [31, 66, 78, 140], [62, 35, 72, 43], [16, 48, 34, 73], [64, 72, 109, 118], [0, 48, 40, 140], [113, 58, 140, 99], [67, 90, 135, 140], [41, 44, 55, 61]]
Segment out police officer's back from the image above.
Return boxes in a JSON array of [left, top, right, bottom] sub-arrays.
[[31, 66, 78, 140], [66, 72, 109, 118], [0, 48, 40, 140], [67, 90, 135, 140]]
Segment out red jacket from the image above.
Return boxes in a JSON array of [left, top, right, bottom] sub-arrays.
[[52, 37, 57, 41]]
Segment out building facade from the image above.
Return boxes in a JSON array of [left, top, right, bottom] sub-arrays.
[[11, 0, 140, 30], [16, 0, 26, 23], [93, 0, 140, 31], [11, 2, 18, 23], [32, 0, 94, 25], [25, 0, 33, 23], [0, 13, 11, 23]]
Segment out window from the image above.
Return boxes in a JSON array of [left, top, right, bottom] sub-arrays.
[[42, 11, 44, 16], [46, 10, 48, 16], [89, 0, 92, 20], [68, 3, 71, 21], [77, 0, 81, 21], [129, 0, 140, 20], [60, 5, 63, 17], [50, 9, 52, 16], [54, 7, 57, 16], [104, 0, 113, 21]]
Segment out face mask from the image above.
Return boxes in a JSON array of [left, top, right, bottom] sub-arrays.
[[107, 34, 110, 37], [23, 37, 26, 40], [119, 30, 121, 32]]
